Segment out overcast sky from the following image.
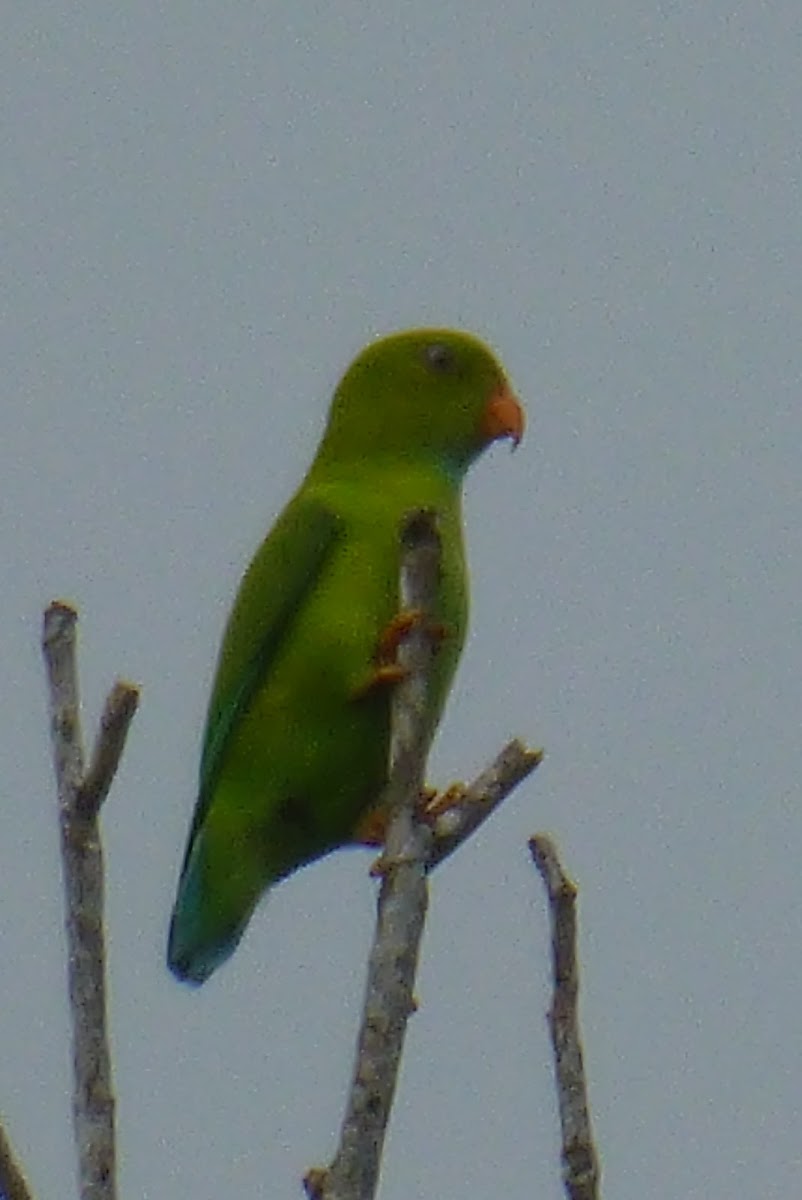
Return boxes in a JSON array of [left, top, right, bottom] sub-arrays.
[[3, 3, 801, 1198]]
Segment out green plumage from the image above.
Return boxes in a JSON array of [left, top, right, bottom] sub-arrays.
[[168, 328, 522, 983]]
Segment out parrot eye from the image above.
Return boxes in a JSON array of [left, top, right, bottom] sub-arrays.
[[424, 342, 456, 374]]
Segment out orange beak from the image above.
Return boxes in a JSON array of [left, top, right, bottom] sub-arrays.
[[481, 383, 524, 448]]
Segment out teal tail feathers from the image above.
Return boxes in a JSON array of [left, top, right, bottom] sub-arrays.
[[167, 835, 256, 985]]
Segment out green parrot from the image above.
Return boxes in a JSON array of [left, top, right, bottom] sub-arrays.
[[168, 328, 523, 983]]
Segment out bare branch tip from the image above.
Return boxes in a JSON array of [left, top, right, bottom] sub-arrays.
[[529, 834, 578, 900], [106, 678, 141, 718], [498, 739, 544, 775], [400, 506, 440, 548], [529, 832, 554, 857], [78, 678, 140, 816], [46, 598, 79, 618], [303, 1166, 327, 1199], [42, 598, 79, 644]]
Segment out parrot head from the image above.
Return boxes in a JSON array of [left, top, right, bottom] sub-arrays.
[[312, 328, 524, 479]]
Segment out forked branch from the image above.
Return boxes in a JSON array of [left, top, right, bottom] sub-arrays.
[[42, 601, 139, 1200]]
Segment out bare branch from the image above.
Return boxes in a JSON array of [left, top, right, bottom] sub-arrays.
[[530, 835, 601, 1200], [306, 510, 442, 1200], [42, 602, 86, 795], [79, 681, 140, 818], [428, 740, 543, 870], [42, 601, 139, 1200], [0, 1122, 36, 1200]]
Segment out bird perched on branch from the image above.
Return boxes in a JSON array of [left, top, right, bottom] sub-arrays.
[[168, 328, 524, 983]]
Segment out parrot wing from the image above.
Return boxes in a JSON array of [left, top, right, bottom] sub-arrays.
[[184, 493, 343, 863]]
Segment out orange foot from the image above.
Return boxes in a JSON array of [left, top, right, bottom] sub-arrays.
[[376, 609, 449, 664], [353, 782, 467, 851], [420, 782, 467, 822], [350, 662, 409, 701], [351, 610, 450, 701], [375, 608, 426, 664]]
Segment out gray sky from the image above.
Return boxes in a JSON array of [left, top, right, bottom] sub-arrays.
[[3, 3, 801, 1197]]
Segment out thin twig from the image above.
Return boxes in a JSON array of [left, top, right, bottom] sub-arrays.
[[42, 601, 139, 1200], [0, 1122, 36, 1200], [79, 681, 140, 818], [306, 510, 442, 1200], [530, 835, 601, 1200], [428, 740, 543, 870]]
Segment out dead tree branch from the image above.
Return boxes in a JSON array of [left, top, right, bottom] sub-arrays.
[[530, 835, 601, 1200], [429, 739, 542, 869], [42, 601, 139, 1200], [306, 510, 442, 1200], [306, 514, 541, 1200]]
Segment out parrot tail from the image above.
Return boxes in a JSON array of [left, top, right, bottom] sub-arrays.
[[167, 826, 261, 985]]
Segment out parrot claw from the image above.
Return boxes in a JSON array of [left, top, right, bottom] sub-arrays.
[[376, 608, 425, 661], [375, 608, 449, 664], [351, 662, 410, 700], [421, 781, 467, 821], [351, 609, 448, 701], [356, 781, 468, 863]]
